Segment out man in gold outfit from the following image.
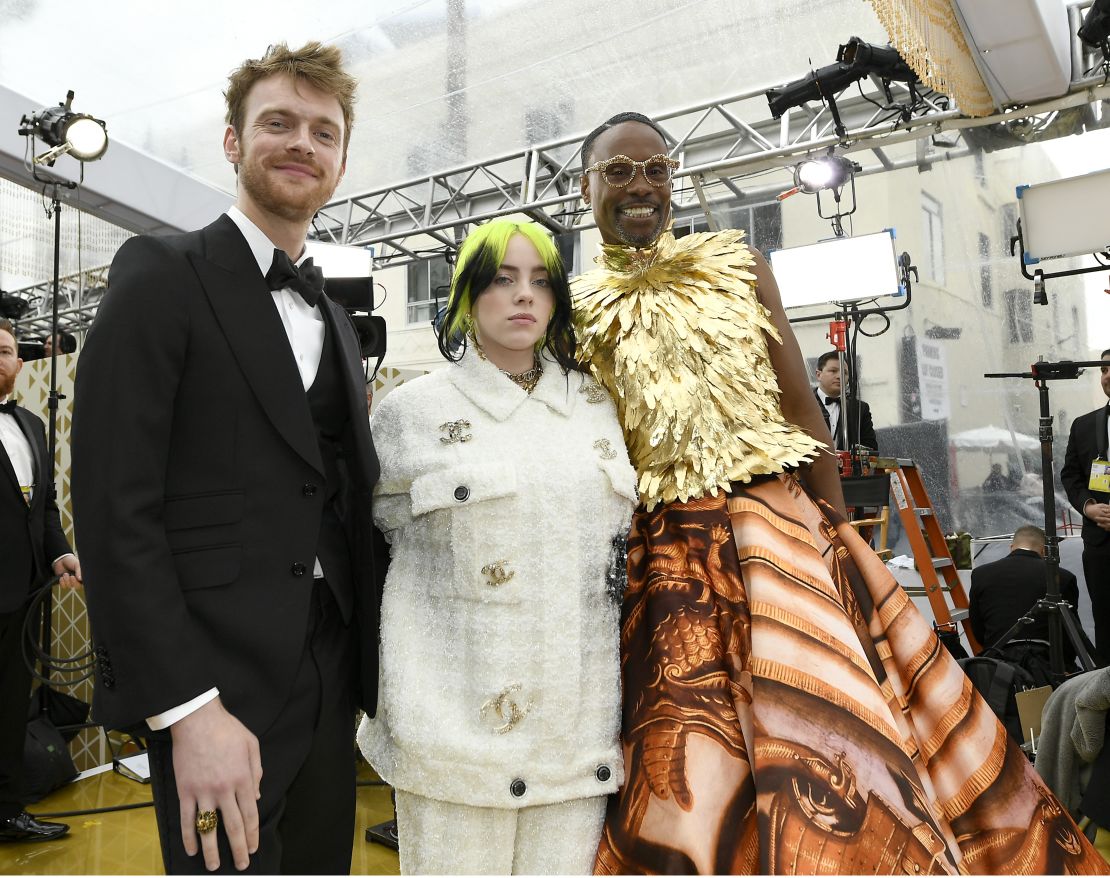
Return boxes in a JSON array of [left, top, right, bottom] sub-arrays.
[[572, 112, 1106, 876]]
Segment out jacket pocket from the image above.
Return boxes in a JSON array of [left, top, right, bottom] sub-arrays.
[[598, 456, 639, 505], [164, 490, 244, 531], [410, 463, 517, 517], [171, 544, 241, 591]]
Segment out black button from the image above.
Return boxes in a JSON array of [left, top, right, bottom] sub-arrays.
[[453, 485, 470, 502], [302, 484, 317, 496], [291, 562, 307, 577], [510, 779, 526, 798], [596, 765, 612, 783]]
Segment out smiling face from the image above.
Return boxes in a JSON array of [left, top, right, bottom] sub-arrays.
[[224, 73, 346, 226], [582, 121, 671, 248], [471, 233, 554, 372]]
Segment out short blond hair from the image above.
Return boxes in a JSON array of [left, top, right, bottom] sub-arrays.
[[225, 41, 356, 159]]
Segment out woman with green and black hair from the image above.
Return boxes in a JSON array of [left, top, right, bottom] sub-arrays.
[[357, 219, 637, 874]]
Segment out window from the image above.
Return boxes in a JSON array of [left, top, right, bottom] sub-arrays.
[[1004, 289, 1034, 343], [921, 193, 945, 285], [672, 200, 783, 254], [407, 256, 453, 325], [978, 233, 992, 308]]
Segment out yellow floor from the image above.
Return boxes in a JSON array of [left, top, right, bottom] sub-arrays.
[[0, 764, 400, 875]]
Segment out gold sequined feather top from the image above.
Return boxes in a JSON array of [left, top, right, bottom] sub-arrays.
[[572, 229, 823, 509]]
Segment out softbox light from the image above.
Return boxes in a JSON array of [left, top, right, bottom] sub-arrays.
[[1017, 167, 1110, 262], [768, 229, 903, 309]]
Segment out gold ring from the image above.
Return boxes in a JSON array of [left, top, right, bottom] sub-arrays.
[[195, 809, 218, 834]]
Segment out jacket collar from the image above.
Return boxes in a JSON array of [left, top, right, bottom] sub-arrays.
[[446, 347, 575, 421]]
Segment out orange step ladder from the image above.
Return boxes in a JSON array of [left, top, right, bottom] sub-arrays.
[[887, 459, 981, 656]]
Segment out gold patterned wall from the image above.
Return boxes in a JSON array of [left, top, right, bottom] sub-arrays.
[[11, 345, 109, 773]]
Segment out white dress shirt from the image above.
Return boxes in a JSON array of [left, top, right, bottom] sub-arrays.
[[147, 209, 326, 731], [820, 392, 841, 438], [0, 396, 35, 503]]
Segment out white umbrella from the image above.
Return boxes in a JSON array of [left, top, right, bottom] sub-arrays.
[[950, 425, 1039, 451]]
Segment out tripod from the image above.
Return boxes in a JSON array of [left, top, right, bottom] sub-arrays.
[[982, 360, 1102, 679]]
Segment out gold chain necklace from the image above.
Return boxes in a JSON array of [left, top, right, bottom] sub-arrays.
[[471, 333, 543, 394]]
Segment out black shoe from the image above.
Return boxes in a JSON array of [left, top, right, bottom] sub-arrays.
[[0, 811, 69, 842]]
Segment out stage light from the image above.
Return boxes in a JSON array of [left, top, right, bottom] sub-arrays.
[[766, 37, 917, 121], [18, 90, 108, 165], [1078, 0, 1110, 49], [837, 36, 918, 82], [1017, 167, 1110, 262], [793, 155, 859, 194]]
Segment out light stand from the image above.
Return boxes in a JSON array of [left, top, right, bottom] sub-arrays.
[[982, 360, 1102, 678], [17, 91, 108, 717]]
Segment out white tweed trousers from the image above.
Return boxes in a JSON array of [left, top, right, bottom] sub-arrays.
[[393, 791, 607, 875]]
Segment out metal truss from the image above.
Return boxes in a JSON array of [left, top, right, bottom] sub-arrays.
[[313, 9, 1110, 268], [5, 264, 109, 337], [8, 5, 1110, 332]]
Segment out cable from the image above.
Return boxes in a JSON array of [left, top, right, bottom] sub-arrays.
[[22, 577, 96, 686], [34, 801, 154, 819], [856, 310, 892, 338]]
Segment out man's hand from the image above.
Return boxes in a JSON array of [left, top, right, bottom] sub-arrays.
[[170, 697, 262, 871], [1084, 501, 1110, 530], [52, 554, 82, 589]]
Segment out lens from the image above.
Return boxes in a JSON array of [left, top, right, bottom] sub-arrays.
[[796, 160, 835, 191], [644, 161, 673, 184], [603, 163, 634, 186], [65, 116, 108, 161]]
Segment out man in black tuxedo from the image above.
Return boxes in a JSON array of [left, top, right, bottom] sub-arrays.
[[0, 319, 80, 843], [968, 524, 1080, 662], [813, 350, 878, 451], [1061, 348, 1110, 665], [72, 42, 379, 874]]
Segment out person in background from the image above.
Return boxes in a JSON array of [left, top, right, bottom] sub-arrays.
[[1062, 348, 1110, 666], [0, 318, 80, 844], [813, 349, 877, 451]]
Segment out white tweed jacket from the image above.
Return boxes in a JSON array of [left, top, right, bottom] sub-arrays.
[[357, 348, 637, 809]]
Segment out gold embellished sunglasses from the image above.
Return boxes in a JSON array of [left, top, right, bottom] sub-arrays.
[[584, 154, 679, 188]]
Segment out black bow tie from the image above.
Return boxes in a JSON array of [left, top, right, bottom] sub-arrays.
[[824, 395, 840, 406], [0, 400, 16, 415], [265, 249, 324, 307]]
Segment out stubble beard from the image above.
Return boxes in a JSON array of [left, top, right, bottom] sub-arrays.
[[0, 373, 16, 399], [613, 209, 667, 249], [238, 151, 334, 225]]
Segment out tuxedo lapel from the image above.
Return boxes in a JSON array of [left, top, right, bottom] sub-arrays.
[[320, 298, 379, 485], [1097, 406, 1109, 459], [0, 428, 20, 500], [189, 216, 324, 476]]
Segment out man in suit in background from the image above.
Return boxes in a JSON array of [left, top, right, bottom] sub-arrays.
[[1062, 348, 1110, 665], [73, 42, 379, 873], [968, 524, 1080, 662], [814, 350, 878, 451], [0, 319, 80, 843]]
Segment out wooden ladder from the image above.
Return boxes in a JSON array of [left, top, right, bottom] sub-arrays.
[[888, 459, 981, 655]]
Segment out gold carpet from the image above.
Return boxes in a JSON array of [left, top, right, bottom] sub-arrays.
[[0, 763, 400, 875]]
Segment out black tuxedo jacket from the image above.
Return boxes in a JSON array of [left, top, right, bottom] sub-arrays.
[[1, 405, 72, 613], [1061, 404, 1110, 547], [968, 548, 1080, 657], [813, 387, 878, 451], [72, 215, 381, 733]]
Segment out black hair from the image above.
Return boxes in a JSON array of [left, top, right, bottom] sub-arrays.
[[581, 111, 669, 166], [436, 219, 581, 375], [816, 350, 841, 371]]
